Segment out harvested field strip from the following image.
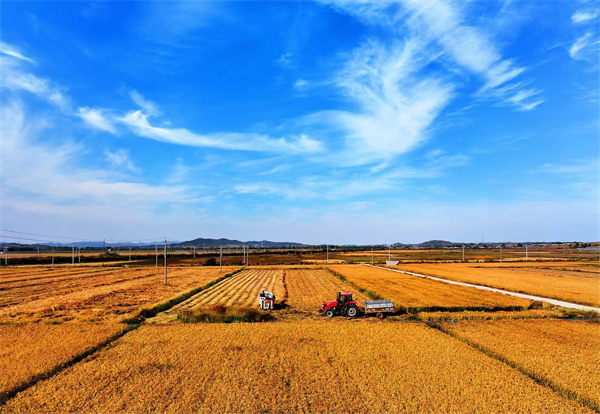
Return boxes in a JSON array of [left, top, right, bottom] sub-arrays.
[[139, 268, 244, 319], [171, 269, 284, 311], [286, 269, 370, 312], [0, 268, 116, 283], [396, 263, 600, 307], [439, 319, 600, 411], [2, 269, 155, 293], [2, 323, 591, 413], [0, 322, 130, 402], [327, 265, 531, 312]]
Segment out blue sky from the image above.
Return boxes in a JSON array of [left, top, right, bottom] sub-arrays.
[[1, 0, 598, 244]]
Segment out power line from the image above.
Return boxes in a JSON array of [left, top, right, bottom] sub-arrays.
[[0, 229, 175, 244], [0, 229, 89, 241]]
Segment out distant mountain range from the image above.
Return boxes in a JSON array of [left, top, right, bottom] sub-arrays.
[[0, 238, 569, 249], [174, 238, 304, 248]]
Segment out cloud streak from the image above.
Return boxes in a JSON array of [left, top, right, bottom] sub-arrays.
[[119, 110, 324, 154]]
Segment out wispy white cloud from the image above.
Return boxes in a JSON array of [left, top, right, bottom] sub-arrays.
[[322, 0, 542, 112], [572, 10, 598, 24], [306, 39, 454, 166], [104, 148, 138, 173], [118, 110, 323, 154], [1, 100, 197, 213], [293, 79, 309, 90], [277, 52, 293, 67], [0, 42, 35, 63], [130, 90, 161, 117], [78, 107, 117, 134], [569, 32, 594, 59], [533, 159, 598, 175], [138, 1, 228, 47], [504, 89, 544, 112], [232, 149, 468, 200], [0, 42, 71, 112]]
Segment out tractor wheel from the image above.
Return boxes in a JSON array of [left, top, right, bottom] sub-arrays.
[[376, 312, 385, 319], [345, 305, 358, 318], [324, 309, 335, 318]]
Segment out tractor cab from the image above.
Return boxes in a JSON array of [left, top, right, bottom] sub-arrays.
[[322, 292, 359, 318], [337, 292, 353, 306]]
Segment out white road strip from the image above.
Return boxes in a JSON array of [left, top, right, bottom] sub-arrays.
[[367, 265, 600, 313]]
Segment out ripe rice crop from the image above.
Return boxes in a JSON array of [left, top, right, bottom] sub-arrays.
[[442, 319, 600, 410], [2, 322, 590, 413], [328, 265, 531, 312], [0, 322, 126, 400], [396, 263, 600, 307], [0, 266, 235, 323], [285, 269, 370, 312]]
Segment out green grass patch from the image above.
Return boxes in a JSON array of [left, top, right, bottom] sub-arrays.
[[178, 305, 274, 324]]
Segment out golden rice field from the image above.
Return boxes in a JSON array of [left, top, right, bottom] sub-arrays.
[[396, 262, 600, 307], [0, 266, 236, 323], [2, 322, 592, 414], [0, 322, 126, 399], [285, 269, 370, 312], [443, 319, 600, 409], [328, 265, 532, 311], [1, 262, 598, 413]]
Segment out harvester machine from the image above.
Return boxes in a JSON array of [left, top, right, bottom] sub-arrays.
[[258, 290, 275, 310]]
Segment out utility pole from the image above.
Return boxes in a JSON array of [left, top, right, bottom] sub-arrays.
[[500, 245, 503, 263], [155, 244, 158, 267], [37, 247, 40, 256], [388, 245, 391, 261], [103, 239, 106, 253], [164, 238, 167, 285], [526, 244, 528, 261], [327, 245, 329, 264], [193, 246, 196, 259], [462, 245, 465, 261], [129, 247, 132, 261], [78, 247, 81, 264], [52, 248, 55, 269], [4, 247, 7, 266], [72, 246, 75, 267], [219, 245, 223, 271]]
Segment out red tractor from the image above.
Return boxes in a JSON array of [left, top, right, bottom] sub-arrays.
[[322, 292, 359, 317]]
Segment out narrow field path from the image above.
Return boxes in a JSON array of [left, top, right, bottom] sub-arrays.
[[369, 265, 600, 313]]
